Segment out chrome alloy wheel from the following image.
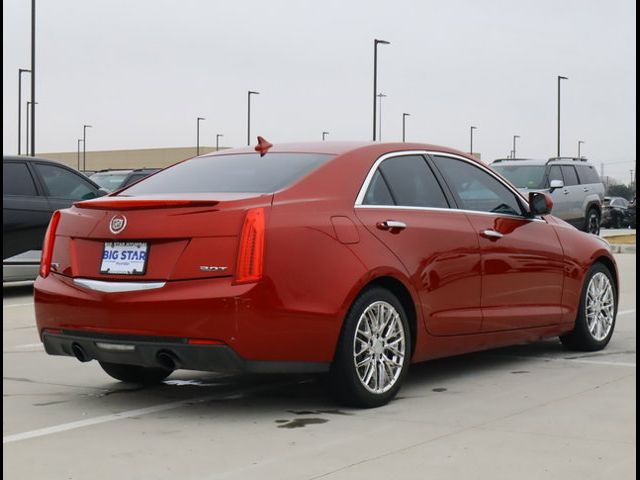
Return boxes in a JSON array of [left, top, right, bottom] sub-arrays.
[[585, 272, 615, 341], [353, 301, 406, 394]]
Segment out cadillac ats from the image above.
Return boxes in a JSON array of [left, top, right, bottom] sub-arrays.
[[34, 141, 618, 407]]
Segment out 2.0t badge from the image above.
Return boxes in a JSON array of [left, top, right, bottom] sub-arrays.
[[109, 215, 127, 235]]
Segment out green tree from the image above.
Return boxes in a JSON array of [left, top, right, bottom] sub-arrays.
[[606, 184, 634, 200]]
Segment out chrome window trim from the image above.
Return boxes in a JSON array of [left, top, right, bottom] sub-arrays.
[[354, 150, 542, 220], [73, 278, 166, 293]]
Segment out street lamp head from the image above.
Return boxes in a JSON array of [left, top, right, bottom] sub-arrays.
[[19, 68, 31, 74], [403, 113, 410, 117], [377, 93, 387, 98], [197, 117, 205, 121], [514, 135, 520, 139], [375, 39, 391, 45], [471, 125, 477, 130], [83, 124, 92, 128], [248, 90, 260, 95], [558, 75, 568, 80]]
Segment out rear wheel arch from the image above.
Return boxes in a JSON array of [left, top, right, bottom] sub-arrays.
[[341, 276, 418, 358]]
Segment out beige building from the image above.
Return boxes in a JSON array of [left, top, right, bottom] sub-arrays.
[[37, 146, 226, 172]]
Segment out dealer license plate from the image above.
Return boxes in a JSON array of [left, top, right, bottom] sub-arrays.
[[100, 242, 148, 275]]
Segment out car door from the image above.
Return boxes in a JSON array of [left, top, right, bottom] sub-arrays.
[[2, 161, 52, 263], [31, 162, 100, 212], [560, 165, 583, 223], [354, 153, 483, 336], [430, 154, 564, 331], [546, 164, 572, 222]]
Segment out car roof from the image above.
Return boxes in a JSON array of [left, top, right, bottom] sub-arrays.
[[491, 157, 596, 167], [3, 155, 69, 166], [200, 141, 478, 162]]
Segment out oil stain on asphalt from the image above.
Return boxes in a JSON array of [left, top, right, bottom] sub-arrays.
[[276, 418, 329, 429]]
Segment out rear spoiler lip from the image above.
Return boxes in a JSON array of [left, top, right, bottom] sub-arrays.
[[74, 199, 220, 210]]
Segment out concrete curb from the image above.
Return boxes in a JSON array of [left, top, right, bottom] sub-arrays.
[[610, 244, 636, 254]]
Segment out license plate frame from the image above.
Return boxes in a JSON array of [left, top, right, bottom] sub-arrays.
[[100, 241, 149, 275]]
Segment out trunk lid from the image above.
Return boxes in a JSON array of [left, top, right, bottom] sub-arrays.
[[52, 193, 272, 281]]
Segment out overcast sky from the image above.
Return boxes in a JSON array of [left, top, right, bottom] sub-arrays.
[[3, 0, 636, 181]]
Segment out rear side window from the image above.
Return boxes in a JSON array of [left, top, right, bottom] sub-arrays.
[[34, 163, 98, 200], [560, 166, 579, 186], [363, 170, 394, 205], [576, 165, 601, 184], [3, 162, 38, 196], [367, 155, 448, 208]]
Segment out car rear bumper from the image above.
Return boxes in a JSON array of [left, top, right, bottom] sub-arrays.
[[42, 330, 329, 373], [35, 272, 342, 365]]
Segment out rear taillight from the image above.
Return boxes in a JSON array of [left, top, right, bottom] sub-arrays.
[[234, 208, 265, 284], [39, 210, 61, 278]]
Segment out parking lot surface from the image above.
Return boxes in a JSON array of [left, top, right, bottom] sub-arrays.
[[3, 254, 636, 480]]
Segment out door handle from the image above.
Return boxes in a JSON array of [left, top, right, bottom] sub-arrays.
[[583, 187, 589, 192], [377, 220, 407, 230], [480, 229, 504, 239], [563, 189, 570, 195]]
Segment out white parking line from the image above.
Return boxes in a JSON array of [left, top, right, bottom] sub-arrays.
[[2, 303, 34, 309], [2, 380, 301, 444], [618, 309, 636, 315], [10, 343, 43, 350]]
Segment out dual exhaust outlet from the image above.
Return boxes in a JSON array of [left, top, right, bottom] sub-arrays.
[[70, 342, 180, 371]]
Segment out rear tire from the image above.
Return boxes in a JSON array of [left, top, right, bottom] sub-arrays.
[[99, 362, 173, 385], [329, 287, 411, 408], [560, 263, 616, 351], [583, 208, 600, 235]]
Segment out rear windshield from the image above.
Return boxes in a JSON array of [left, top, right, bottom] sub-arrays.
[[492, 165, 547, 189], [91, 173, 130, 191], [122, 153, 333, 194]]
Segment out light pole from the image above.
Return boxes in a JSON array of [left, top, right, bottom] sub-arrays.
[[377, 93, 387, 141], [196, 117, 205, 156], [322, 131, 329, 141], [30, 0, 36, 156], [578, 140, 584, 158], [18, 68, 31, 155], [372, 39, 390, 141], [83, 124, 92, 172], [247, 90, 259, 145], [557, 75, 568, 157], [470, 126, 477, 155], [216, 133, 223, 151], [77, 139, 83, 170], [512, 135, 520, 158], [26, 101, 37, 154], [402, 113, 410, 142]]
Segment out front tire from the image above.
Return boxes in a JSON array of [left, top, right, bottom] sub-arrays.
[[99, 362, 173, 385], [560, 263, 616, 351], [329, 287, 411, 408]]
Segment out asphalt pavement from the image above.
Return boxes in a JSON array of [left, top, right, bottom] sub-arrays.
[[3, 254, 636, 480]]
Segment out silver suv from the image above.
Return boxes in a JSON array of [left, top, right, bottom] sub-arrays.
[[490, 157, 605, 234]]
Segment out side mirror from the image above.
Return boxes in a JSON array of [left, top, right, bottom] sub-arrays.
[[529, 191, 553, 216], [549, 179, 564, 192]]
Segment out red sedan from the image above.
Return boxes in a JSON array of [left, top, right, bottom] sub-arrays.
[[34, 141, 618, 407]]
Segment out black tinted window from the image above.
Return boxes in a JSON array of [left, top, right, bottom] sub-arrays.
[[34, 163, 97, 200], [561, 166, 579, 186], [363, 170, 394, 205], [548, 165, 563, 184], [433, 156, 523, 216], [576, 165, 601, 184], [3, 162, 38, 196], [375, 155, 448, 208], [122, 174, 147, 187], [124, 153, 332, 194]]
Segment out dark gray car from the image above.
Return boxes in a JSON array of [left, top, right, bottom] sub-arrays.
[[3, 156, 105, 281], [491, 157, 605, 234]]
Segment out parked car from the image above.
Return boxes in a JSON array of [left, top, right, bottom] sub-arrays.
[[34, 141, 618, 407], [3, 156, 105, 282], [90, 168, 160, 192], [490, 157, 605, 234], [601, 196, 633, 228], [628, 197, 636, 229]]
